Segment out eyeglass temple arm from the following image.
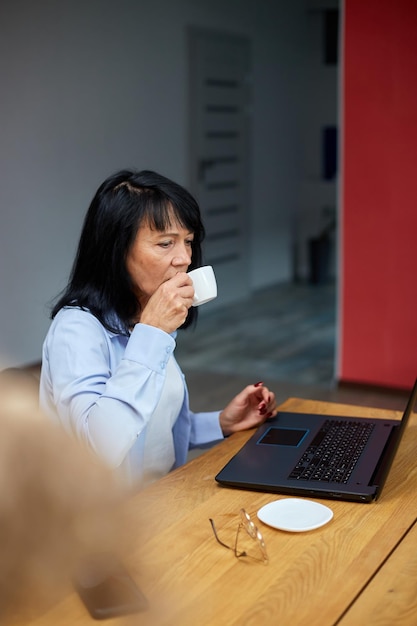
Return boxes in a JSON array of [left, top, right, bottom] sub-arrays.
[[209, 518, 234, 550]]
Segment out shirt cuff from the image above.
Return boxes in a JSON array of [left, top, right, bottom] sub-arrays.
[[124, 323, 176, 373]]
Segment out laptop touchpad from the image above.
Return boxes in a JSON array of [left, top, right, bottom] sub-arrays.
[[257, 427, 308, 447]]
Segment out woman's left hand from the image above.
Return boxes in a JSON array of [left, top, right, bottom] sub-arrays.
[[219, 382, 277, 437]]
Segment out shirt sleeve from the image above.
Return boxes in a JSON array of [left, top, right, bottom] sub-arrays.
[[40, 308, 175, 468], [189, 410, 224, 448]]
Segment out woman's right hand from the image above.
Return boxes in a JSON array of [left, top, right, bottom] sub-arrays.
[[138, 272, 194, 333]]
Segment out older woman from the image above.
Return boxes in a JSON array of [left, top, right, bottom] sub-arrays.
[[40, 169, 276, 487]]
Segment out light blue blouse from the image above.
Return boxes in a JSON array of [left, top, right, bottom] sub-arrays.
[[39, 307, 223, 484]]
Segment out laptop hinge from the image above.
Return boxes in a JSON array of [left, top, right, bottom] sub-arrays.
[[369, 425, 400, 494]]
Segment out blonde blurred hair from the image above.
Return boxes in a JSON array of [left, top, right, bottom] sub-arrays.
[[0, 367, 127, 621]]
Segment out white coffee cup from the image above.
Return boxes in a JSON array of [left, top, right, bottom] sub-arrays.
[[188, 265, 217, 306]]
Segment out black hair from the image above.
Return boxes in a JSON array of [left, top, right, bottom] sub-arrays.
[[51, 169, 205, 333]]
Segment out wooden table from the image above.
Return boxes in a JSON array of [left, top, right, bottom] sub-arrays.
[[18, 398, 417, 625]]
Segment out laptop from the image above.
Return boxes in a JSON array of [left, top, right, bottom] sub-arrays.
[[215, 378, 417, 503]]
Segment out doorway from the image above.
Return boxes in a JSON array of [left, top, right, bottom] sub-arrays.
[[188, 27, 252, 307]]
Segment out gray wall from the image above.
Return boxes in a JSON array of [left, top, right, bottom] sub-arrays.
[[0, 0, 311, 367]]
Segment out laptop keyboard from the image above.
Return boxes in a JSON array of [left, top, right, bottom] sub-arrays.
[[288, 419, 375, 484]]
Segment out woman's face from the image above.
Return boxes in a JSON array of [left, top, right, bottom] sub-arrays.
[[126, 215, 194, 307]]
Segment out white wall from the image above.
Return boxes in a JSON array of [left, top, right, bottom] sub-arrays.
[[0, 0, 307, 366]]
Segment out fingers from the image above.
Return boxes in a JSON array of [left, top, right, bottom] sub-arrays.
[[167, 274, 195, 313], [258, 400, 277, 419], [140, 275, 194, 332], [219, 383, 277, 436], [168, 275, 194, 327], [251, 382, 277, 418]]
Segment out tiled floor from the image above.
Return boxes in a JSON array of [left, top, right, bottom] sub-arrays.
[[177, 281, 336, 385], [176, 281, 410, 414]]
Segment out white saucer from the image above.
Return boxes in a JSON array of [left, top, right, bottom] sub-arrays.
[[257, 498, 333, 532]]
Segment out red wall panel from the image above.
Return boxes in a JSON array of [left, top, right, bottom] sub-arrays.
[[339, 0, 417, 389]]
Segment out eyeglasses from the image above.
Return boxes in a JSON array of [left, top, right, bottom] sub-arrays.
[[209, 508, 268, 564]]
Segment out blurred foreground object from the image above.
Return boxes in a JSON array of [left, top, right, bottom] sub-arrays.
[[0, 367, 127, 623]]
